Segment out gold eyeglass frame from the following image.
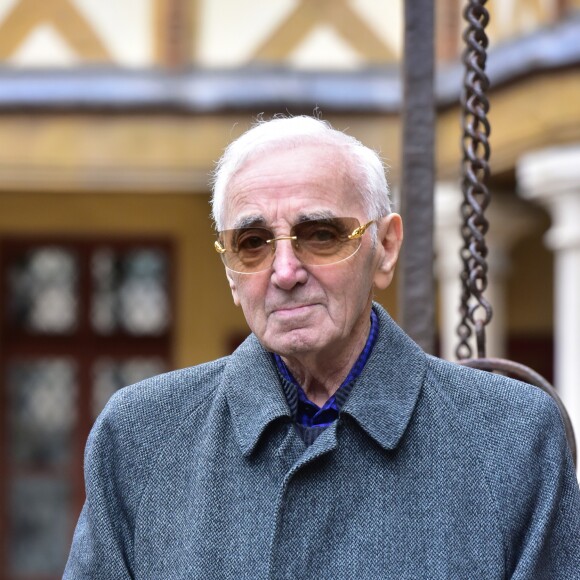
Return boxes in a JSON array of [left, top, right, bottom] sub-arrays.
[[214, 218, 375, 272]]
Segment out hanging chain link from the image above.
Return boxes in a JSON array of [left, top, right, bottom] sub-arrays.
[[454, 1, 577, 464], [456, 0, 493, 360]]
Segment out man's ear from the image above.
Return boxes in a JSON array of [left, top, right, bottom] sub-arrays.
[[373, 213, 403, 290], [226, 270, 240, 306]]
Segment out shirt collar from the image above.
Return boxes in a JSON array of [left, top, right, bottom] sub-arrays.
[[224, 302, 426, 456], [273, 309, 379, 425]]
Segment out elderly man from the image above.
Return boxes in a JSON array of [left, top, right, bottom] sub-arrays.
[[65, 116, 580, 579]]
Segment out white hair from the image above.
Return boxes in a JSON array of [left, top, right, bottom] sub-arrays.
[[210, 115, 391, 230]]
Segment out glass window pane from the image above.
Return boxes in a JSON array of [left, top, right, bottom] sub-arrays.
[[8, 359, 77, 467], [92, 357, 166, 419], [9, 476, 71, 576], [6, 247, 78, 334], [92, 248, 169, 335]]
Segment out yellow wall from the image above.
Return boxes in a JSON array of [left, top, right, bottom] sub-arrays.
[[508, 213, 554, 334], [436, 70, 580, 179]]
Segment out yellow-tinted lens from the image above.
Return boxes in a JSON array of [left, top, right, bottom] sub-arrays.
[[216, 217, 370, 274], [292, 217, 361, 265], [218, 227, 273, 273]]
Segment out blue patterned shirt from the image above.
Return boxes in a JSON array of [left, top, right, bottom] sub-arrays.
[[274, 309, 379, 444]]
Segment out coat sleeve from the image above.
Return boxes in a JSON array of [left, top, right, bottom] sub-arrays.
[[507, 393, 580, 579], [63, 390, 144, 579]]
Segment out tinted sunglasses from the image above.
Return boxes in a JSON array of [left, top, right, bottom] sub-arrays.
[[214, 217, 375, 274]]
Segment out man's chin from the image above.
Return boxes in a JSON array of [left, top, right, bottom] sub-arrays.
[[263, 329, 325, 357]]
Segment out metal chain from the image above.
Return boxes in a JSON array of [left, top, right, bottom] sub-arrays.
[[456, 0, 493, 360]]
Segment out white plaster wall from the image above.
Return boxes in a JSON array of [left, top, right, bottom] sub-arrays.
[[490, 0, 558, 43], [353, 0, 402, 58], [10, 23, 80, 67], [0, 0, 18, 22], [74, 0, 154, 66], [195, 0, 402, 68], [0, 0, 154, 67], [196, 0, 298, 66], [287, 26, 363, 70]]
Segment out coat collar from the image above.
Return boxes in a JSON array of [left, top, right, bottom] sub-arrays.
[[224, 302, 426, 456], [340, 303, 426, 450], [224, 333, 292, 457]]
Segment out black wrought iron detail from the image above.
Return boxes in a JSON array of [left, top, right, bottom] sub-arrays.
[[456, 0, 493, 360]]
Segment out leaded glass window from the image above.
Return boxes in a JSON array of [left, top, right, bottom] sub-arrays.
[[6, 247, 78, 334], [92, 248, 170, 335], [9, 477, 71, 577], [1, 238, 173, 580], [8, 358, 77, 467]]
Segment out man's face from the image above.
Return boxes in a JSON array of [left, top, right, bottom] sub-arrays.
[[222, 143, 399, 359]]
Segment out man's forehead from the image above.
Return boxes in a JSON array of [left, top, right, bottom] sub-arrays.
[[221, 142, 365, 229], [231, 209, 338, 230]]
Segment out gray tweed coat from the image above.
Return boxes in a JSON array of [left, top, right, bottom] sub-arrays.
[[64, 303, 580, 579]]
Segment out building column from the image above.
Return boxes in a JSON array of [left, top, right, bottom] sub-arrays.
[[518, 145, 580, 441], [435, 182, 537, 361]]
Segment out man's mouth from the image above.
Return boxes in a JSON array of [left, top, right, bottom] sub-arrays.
[[271, 304, 316, 317]]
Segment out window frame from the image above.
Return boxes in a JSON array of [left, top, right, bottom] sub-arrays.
[[0, 236, 175, 580]]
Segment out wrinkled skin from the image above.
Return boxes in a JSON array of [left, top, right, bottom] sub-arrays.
[[223, 143, 403, 403]]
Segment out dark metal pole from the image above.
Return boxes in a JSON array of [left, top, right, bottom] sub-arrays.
[[398, 0, 436, 354]]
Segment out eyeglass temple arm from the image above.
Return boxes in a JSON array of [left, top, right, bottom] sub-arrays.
[[348, 220, 375, 240]]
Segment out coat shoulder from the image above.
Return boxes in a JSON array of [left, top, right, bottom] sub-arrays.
[[103, 357, 229, 428], [84, 357, 230, 510], [424, 355, 564, 442], [421, 355, 578, 570]]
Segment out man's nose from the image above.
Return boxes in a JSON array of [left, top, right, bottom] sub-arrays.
[[270, 239, 308, 289]]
